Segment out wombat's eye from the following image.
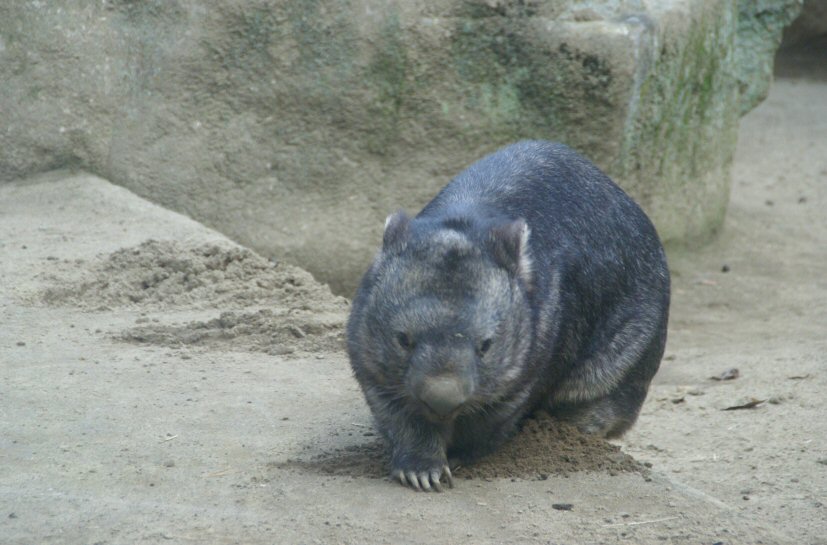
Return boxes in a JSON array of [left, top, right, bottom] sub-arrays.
[[478, 338, 493, 356], [396, 332, 415, 350]]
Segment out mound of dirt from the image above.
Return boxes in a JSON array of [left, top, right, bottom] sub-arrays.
[[40, 239, 346, 311], [283, 413, 644, 481], [456, 414, 644, 480], [121, 308, 344, 355], [39, 239, 349, 355]]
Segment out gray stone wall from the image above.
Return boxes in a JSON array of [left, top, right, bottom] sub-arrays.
[[0, 1, 800, 294]]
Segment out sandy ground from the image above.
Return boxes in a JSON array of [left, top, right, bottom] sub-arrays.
[[621, 77, 827, 544], [1, 78, 824, 544]]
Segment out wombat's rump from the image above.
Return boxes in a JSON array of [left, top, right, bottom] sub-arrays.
[[347, 141, 670, 491]]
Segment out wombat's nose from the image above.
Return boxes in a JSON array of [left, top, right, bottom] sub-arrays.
[[419, 376, 468, 417]]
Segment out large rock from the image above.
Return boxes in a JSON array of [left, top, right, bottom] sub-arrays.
[[0, 0, 797, 294], [735, 0, 802, 113]]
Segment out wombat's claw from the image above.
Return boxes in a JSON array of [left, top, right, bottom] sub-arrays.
[[393, 465, 453, 492]]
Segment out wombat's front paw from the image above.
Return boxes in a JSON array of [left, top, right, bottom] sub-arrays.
[[391, 460, 454, 492]]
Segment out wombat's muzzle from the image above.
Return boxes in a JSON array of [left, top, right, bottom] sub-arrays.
[[416, 375, 470, 420]]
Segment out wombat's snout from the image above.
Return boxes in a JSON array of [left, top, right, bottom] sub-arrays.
[[417, 376, 469, 419]]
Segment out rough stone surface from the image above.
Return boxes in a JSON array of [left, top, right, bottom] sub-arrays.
[[735, 0, 802, 113], [0, 0, 796, 294]]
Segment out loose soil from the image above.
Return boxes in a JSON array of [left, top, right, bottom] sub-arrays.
[[283, 413, 644, 481], [38, 240, 640, 480], [37, 239, 348, 356], [37, 239, 346, 311]]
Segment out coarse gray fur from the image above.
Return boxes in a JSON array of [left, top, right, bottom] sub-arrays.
[[347, 141, 670, 491]]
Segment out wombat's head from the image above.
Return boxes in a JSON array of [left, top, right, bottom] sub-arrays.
[[350, 210, 534, 423]]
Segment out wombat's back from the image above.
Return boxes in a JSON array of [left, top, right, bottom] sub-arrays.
[[420, 140, 662, 268], [419, 140, 670, 436]]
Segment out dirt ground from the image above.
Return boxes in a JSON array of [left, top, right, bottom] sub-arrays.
[[1, 75, 824, 543], [621, 75, 827, 543]]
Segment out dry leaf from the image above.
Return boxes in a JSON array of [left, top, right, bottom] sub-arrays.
[[722, 398, 766, 411]]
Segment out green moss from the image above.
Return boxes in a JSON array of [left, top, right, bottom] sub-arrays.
[[447, 15, 619, 150], [287, 0, 353, 73], [218, 6, 281, 70], [449, 19, 550, 142], [365, 13, 409, 155], [621, 1, 738, 243]]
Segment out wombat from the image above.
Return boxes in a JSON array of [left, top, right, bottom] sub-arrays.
[[347, 141, 670, 492]]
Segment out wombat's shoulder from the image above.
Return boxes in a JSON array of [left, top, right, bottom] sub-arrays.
[[424, 140, 641, 212], [422, 140, 664, 261]]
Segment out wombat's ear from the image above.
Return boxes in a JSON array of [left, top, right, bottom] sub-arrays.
[[490, 219, 532, 286], [383, 210, 411, 249]]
